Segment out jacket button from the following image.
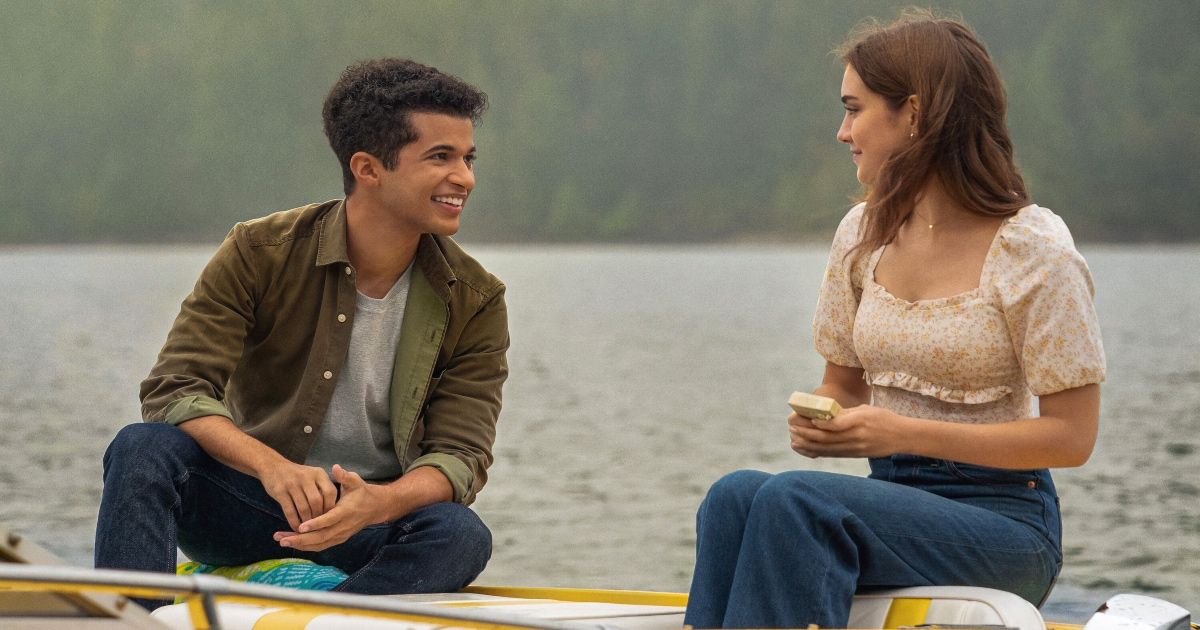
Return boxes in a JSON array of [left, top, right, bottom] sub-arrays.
[[337, 313, 347, 323], [323, 370, 333, 380], [344, 266, 352, 275], [303, 425, 313, 434]]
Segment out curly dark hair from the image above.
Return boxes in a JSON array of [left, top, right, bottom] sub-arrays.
[[322, 58, 488, 195]]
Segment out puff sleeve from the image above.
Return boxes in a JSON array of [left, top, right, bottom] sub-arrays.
[[813, 203, 869, 368], [993, 209, 1106, 395]]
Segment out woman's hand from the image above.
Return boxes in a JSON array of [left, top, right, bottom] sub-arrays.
[[788, 405, 910, 459]]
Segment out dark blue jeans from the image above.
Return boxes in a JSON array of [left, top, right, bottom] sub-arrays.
[[94, 423, 492, 609], [685, 455, 1062, 628]]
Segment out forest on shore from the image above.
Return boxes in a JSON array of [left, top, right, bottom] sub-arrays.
[[2, 1, 1197, 244]]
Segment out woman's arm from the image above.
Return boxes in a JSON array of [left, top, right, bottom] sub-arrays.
[[789, 382, 1100, 469], [912, 383, 1099, 468], [812, 361, 871, 408]]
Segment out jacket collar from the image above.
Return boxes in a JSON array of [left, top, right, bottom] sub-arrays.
[[315, 199, 351, 267], [314, 199, 455, 303], [415, 234, 455, 304]]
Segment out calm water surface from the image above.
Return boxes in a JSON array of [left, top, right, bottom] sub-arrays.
[[0, 243, 1197, 620]]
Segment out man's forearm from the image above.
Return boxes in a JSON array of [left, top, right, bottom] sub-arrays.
[[376, 466, 454, 522], [176, 415, 285, 478]]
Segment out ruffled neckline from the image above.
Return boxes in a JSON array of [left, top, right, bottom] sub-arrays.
[[865, 279, 984, 309], [863, 206, 1035, 309]]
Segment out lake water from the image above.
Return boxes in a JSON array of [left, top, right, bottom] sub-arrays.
[[0, 243, 1197, 621]]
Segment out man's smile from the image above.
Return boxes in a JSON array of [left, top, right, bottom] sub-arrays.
[[433, 195, 465, 208]]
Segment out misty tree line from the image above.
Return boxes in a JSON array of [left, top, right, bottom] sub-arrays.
[[1, 1, 1197, 244]]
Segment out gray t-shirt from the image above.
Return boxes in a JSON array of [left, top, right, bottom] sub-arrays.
[[305, 267, 412, 481]]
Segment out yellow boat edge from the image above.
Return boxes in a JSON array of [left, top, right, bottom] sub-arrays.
[[465, 584, 690, 607], [0, 566, 1095, 630]]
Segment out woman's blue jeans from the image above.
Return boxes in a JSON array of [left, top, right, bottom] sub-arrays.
[[685, 455, 1062, 628], [94, 423, 492, 609]]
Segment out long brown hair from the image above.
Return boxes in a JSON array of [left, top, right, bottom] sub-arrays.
[[839, 8, 1028, 261]]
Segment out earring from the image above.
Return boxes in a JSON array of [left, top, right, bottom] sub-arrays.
[[909, 130, 916, 139]]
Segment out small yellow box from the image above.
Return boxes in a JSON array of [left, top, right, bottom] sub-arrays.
[[788, 391, 843, 421]]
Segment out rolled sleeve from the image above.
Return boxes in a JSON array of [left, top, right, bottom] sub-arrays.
[[418, 285, 509, 505], [406, 453, 474, 503], [162, 395, 235, 426]]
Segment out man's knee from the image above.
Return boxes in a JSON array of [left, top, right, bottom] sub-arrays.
[[418, 503, 492, 570], [103, 422, 198, 476], [448, 504, 492, 556]]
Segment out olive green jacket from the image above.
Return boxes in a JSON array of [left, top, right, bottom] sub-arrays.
[[140, 199, 509, 505]]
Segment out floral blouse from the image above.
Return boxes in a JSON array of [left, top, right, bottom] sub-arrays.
[[813, 203, 1105, 424]]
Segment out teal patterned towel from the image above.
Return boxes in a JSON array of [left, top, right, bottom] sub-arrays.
[[177, 558, 348, 591]]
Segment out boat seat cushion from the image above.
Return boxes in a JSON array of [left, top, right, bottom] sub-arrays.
[[848, 586, 1046, 629], [176, 558, 347, 591]]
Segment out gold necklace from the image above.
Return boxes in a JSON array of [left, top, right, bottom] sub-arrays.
[[913, 211, 935, 230]]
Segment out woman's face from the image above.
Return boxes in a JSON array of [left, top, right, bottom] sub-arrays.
[[836, 65, 912, 186]]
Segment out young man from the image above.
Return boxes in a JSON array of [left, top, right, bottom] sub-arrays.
[[94, 59, 508, 608]]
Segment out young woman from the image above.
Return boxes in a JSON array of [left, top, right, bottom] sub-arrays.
[[685, 11, 1105, 629]]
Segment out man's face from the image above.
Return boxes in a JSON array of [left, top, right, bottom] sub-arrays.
[[375, 112, 476, 237]]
